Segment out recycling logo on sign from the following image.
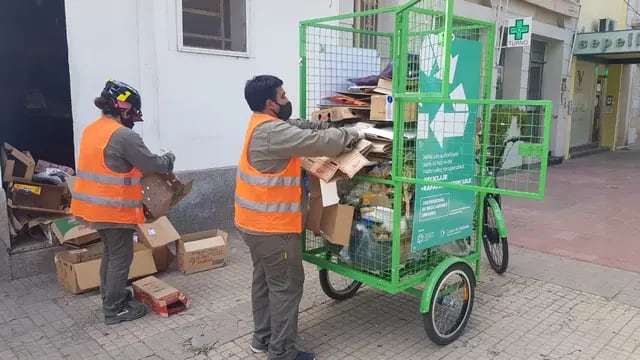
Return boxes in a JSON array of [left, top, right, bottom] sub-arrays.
[[417, 34, 472, 148]]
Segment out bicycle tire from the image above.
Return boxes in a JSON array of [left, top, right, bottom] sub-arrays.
[[423, 262, 475, 345], [482, 199, 509, 274], [319, 269, 362, 301]]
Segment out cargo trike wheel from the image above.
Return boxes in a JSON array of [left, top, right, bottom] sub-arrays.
[[423, 262, 475, 345], [319, 269, 362, 301]]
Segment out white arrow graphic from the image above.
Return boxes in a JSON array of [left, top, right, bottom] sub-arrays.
[[418, 34, 471, 147], [429, 84, 469, 147]]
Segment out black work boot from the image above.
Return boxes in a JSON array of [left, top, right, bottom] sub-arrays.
[[295, 351, 317, 360], [104, 300, 148, 325]]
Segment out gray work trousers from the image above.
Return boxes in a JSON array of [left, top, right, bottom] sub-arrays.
[[97, 228, 135, 317], [240, 231, 305, 360]]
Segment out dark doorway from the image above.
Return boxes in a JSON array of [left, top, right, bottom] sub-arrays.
[[0, 0, 75, 170]]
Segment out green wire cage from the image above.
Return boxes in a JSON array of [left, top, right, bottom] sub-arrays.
[[299, 0, 552, 345]]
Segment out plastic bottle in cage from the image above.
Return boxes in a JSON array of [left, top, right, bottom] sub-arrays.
[[439, 295, 457, 307]]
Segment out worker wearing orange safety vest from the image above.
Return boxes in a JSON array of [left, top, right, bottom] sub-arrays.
[[235, 75, 364, 360], [71, 80, 175, 325]]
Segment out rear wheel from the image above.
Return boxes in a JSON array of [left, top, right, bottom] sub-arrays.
[[483, 198, 509, 274], [319, 269, 362, 301], [423, 262, 475, 345]]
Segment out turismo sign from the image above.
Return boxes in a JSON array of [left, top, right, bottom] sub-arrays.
[[574, 30, 640, 55], [507, 17, 532, 48]]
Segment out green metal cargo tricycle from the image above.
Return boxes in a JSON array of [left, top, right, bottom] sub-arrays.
[[299, 0, 551, 345]]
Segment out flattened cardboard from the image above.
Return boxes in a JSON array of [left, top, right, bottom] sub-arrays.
[[136, 217, 180, 272], [54, 242, 157, 294], [142, 173, 193, 220], [51, 216, 101, 247], [178, 229, 228, 275], [133, 276, 189, 317], [301, 139, 373, 182], [311, 107, 368, 122]]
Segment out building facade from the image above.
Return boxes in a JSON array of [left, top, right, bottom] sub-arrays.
[[570, 0, 640, 155], [0, 0, 341, 279]]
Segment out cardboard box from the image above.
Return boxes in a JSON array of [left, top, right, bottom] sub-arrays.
[[136, 216, 180, 272], [301, 139, 374, 182], [306, 176, 355, 246], [2, 143, 35, 182], [55, 242, 157, 294], [311, 107, 368, 122], [141, 173, 193, 220], [369, 95, 418, 122], [132, 276, 189, 317], [51, 216, 101, 247], [8, 179, 69, 213], [177, 229, 228, 275]]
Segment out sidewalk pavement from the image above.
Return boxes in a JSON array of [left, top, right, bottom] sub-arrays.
[[505, 148, 640, 273], [2, 233, 640, 360]]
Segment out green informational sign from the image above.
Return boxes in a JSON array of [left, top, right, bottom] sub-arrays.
[[411, 36, 482, 251]]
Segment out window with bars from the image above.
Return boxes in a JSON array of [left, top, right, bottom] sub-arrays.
[[353, 0, 379, 49], [180, 0, 247, 55]]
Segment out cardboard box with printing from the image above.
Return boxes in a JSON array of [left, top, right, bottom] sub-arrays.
[[51, 216, 101, 247], [177, 229, 228, 275], [133, 276, 189, 317]]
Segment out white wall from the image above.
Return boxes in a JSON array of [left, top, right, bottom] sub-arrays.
[[65, 0, 339, 172]]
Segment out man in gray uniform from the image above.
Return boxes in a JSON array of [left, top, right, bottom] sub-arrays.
[[236, 75, 364, 360], [72, 80, 175, 325]]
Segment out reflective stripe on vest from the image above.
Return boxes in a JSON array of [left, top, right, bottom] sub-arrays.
[[234, 194, 301, 213], [73, 192, 143, 208], [76, 170, 142, 186], [236, 169, 300, 187]]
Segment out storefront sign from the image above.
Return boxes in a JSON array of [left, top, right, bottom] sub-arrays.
[[412, 36, 481, 251], [507, 17, 532, 47], [575, 30, 640, 55]]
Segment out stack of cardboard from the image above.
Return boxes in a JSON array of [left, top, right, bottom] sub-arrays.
[[1, 143, 74, 243], [306, 76, 419, 181]]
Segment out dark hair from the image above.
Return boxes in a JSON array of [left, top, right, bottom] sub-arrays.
[[94, 96, 120, 117], [244, 75, 283, 112]]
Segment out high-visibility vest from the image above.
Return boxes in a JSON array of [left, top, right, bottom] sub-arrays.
[[70, 117, 144, 224], [234, 113, 302, 233]]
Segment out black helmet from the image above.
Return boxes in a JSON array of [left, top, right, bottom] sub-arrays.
[[101, 79, 143, 121]]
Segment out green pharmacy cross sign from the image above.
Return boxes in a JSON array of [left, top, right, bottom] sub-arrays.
[[509, 19, 529, 41], [507, 17, 532, 47]]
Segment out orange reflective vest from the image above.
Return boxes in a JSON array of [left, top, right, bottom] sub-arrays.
[[234, 113, 302, 234], [70, 116, 144, 224]]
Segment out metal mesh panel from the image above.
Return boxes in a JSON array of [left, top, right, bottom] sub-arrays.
[[299, 0, 551, 291]]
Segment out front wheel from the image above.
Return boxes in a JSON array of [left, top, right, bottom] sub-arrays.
[[319, 269, 362, 301], [483, 198, 509, 274], [423, 262, 475, 345]]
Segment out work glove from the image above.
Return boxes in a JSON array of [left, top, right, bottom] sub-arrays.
[[164, 152, 176, 163], [357, 128, 366, 140]]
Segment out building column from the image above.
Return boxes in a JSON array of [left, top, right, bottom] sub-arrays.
[[501, 46, 529, 100]]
